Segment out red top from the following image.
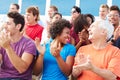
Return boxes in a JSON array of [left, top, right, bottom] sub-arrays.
[[25, 24, 44, 41]]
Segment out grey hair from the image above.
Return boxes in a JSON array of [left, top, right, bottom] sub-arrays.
[[98, 20, 114, 40]]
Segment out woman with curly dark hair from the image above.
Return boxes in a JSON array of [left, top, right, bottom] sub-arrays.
[[33, 19, 76, 80]]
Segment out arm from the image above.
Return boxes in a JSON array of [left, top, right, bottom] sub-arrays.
[[73, 54, 117, 80], [0, 32, 34, 73], [108, 27, 120, 45], [5, 46, 34, 73], [72, 65, 82, 77], [56, 56, 74, 76], [33, 53, 44, 76], [33, 38, 45, 75], [0, 54, 2, 64], [91, 65, 117, 80]]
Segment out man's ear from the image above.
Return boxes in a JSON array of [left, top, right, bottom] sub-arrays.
[[101, 29, 107, 36], [16, 24, 21, 30]]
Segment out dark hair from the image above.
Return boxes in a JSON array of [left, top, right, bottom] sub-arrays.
[[85, 13, 95, 23], [72, 6, 81, 13], [52, 12, 62, 19], [50, 19, 71, 39], [12, 3, 19, 10], [110, 5, 120, 16], [7, 12, 25, 32], [74, 14, 89, 34]]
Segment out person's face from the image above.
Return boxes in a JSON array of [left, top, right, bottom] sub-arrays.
[[48, 8, 56, 18], [99, 7, 109, 19], [25, 12, 36, 24], [87, 16, 92, 25], [4, 17, 17, 36], [51, 14, 62, 23], [9, 4, 18, 12], [88, 22, 104, 41], [58, 27, 70, 44], [108, 10, 120, 26], [71, 8, 80, 21]]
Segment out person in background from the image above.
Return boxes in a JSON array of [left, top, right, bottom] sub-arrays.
[[72, 20, 120, 80], [98, 4, 109, 20], [108, 5, 120, 48], [33, 19, 76, 80], [70, 6, 81, 23], [47, 5, 58, 23], [40, 12, 62, 45], [24, 6, 44, 41], [70, 6, 81, 46], [72, 14, 90, 50], [0, 12, 36, 80], [85, 13, 95, 25], [9, 3, 20, 12]]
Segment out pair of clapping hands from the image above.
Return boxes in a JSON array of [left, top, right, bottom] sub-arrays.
[[35, 38, 61, 57], [0, 23, 10, 48], [73, 54, 93, 71]]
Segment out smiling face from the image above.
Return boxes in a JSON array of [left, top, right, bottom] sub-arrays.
[[25, 12, 36, 25], [4, 17, 18, 36], [57, 27, 70, 44], [99, 7, 109, 20], [88, 21, 106, 42], [108, 10, 120, 28]]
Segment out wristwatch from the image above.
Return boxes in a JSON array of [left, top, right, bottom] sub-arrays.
[[110, 38, 115, 43]]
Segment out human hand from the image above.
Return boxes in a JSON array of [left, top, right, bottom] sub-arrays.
[[0, 27, 11, 48], [78, 29, 89, 43], [75, 54, 93, 70], [35, 38, 45, 56], [50, 43, 61, 58], [113, 26, 120, 40]]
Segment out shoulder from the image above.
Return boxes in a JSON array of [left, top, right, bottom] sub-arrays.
[[20, 37, 35, 46], [65, 43, 76, 49], [108, 44, 120, 53], [37, 24, 44, 29], [77, 44, 92, 53]]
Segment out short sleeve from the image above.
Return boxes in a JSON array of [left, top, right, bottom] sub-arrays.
[[108, 49, 120, 78], [67, 44, 76, 56]]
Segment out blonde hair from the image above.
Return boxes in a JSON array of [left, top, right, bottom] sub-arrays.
[[100, 4, 109, 11]]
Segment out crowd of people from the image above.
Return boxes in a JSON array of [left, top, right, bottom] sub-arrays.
[[0, 2, 120, 80]]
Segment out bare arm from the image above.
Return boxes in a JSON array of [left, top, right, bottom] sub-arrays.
[[0, 32, 34, 73], [33, 54, 44, 76], [72, 65, 82, 77], [0, 54, 2, 64], [91, 65, 117, 80], [73, 54, 117, 80], [5, 46, 34, 73], [33, 38, 45, 75], [56, 56, 74, 76]]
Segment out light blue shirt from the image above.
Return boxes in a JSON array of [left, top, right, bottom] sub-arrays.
[[41, 41, 76, 80]]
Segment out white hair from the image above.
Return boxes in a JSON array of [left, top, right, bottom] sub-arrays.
[[98, 20, 114, 40]]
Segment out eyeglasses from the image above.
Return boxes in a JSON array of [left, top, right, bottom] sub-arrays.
[[108, 14, 120, 17]]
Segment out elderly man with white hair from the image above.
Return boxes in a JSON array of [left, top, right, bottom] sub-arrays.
[[72, 20, 120, 80]]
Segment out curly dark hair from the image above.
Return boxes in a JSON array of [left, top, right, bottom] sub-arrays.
[[7, 12, 25, 32], [50, 19, 71, 39], [74, 14, 89, 34]]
